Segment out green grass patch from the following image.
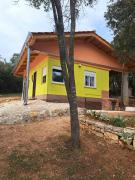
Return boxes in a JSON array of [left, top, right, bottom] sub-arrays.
[[8, 151, 41, 172]]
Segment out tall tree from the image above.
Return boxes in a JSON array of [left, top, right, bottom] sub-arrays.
[[23, 0, 96, 148], [105, 0, 135, 61], [10, 53, 20, 68], [0, 54, 22, 94], [105, 0, 135, 108]]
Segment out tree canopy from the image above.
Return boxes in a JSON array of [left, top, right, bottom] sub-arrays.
[[105, 0, 135, 63], [0, 54, 22, 94]]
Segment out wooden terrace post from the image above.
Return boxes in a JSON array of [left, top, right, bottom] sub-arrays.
[[24, 45, 31, 105], [21, 77, 25, 101], [123, 72, 129, 106]]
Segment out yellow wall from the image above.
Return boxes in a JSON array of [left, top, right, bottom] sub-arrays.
[[47, 58, 109, 98], [28, 57, 109, 99], [28, 58, 48, 98]]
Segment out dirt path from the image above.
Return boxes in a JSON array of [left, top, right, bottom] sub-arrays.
[[0, 117, 135, 180]]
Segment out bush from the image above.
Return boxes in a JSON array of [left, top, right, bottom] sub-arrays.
[[86, 110, 126, 128], [111, 116, 125, 127]]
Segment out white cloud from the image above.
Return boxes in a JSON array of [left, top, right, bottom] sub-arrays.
[[0, 0, 113, 61], [77, 0, 113, 41]]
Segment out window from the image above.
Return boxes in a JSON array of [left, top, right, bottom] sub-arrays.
[[85, 71, 96, 88], [42, 67, 46, 83], [52, 66, 64, 83]]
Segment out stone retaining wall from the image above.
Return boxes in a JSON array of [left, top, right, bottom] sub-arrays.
[[80, 118, 135, 150]]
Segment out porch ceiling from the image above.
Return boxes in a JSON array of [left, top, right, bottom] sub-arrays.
[[14, 51, 39, 76]]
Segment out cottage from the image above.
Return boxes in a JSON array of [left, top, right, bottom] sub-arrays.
[[14, 31, 135, 109]]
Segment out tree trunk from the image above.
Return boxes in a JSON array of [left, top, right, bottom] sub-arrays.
[[68, 84, 80, 147], [68, 0, 80, 147], [51, 0, 80, 148]]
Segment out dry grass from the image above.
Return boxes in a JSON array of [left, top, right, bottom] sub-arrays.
[[0, 117, 135, 180]]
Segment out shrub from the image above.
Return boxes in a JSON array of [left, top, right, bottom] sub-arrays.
[[111, 116, 125, 127], [119, 132, 134, 145], [86, 110, 126, 128]]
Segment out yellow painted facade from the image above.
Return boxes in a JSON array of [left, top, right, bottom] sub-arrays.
[[28, 57, 109, 99], [28, 57, 48, 97]]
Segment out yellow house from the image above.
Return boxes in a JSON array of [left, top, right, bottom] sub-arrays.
[[14, 31, 135, 109]]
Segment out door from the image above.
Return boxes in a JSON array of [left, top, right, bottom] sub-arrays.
[[32, 72, 37, 99]]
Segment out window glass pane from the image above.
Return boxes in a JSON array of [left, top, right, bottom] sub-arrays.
[[85, 75, 89, 86], [52, 68, 64, 83], [42, 76, 46, 83], [90, 76, 94, 87], [85, 71, 96, 87]]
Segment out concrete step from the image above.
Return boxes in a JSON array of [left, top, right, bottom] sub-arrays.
[[125, 107, 135, 112]]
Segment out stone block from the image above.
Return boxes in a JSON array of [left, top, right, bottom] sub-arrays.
[[118, 140, 125, 147], [104, 125, 113, 132], [94, 127, 101, 133], [133, 135, 135, 150], [92, 131, 104, 138], [112, 126, 123, 134], [124, 128, 135, 135], [104, 131, 118, 141]]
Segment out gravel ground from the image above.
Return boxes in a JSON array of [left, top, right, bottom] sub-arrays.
[[0, 100, 70, 124]]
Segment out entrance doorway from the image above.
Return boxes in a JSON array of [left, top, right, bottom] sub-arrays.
[[109, 70, 122, 98], [32, 72, 37, 99]]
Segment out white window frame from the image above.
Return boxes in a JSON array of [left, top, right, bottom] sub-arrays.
[[42, 67, 47, 83], [52, 66, 64, 84], [84, 71, 96, 88]]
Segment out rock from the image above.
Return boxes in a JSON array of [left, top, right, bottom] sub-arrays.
[[51, 109, 69, 117], [104, 125, 113, 132], [21, 112, 31, 122], [78, 108, 85, 115], [94, 127, 101, 133], [86, 119, 95, 125], [112, 126, 123, 134], [133, 135, 135, 150], [104, 132, 118, 141], [38, 109, 51, 120], [124, 128, 135, 135], [126, 144, 134, 150], [118, 140, 125, 147], [30, 111, 38, 121], [95, 122, 105, 129], [92, 131, 104, 138]]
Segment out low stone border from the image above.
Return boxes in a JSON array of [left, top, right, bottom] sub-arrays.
[[80, 118, 135, 150], [0, 108, 85, 124]]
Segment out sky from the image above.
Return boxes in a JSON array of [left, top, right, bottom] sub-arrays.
[[0, 0, 113, 62]]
